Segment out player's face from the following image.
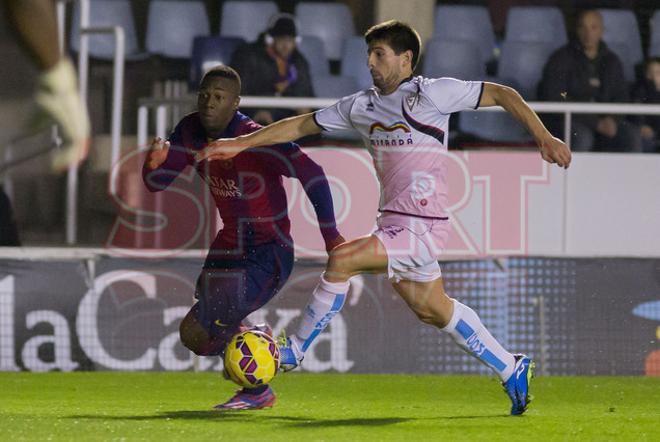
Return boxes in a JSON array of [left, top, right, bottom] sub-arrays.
[[197, 77, 240, 137], [577, 12, 603, 51], [367, 41, 410, 93], [272, 36, 296, 59]]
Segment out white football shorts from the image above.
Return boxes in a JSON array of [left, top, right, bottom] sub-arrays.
[[372, 212, 450, 283]]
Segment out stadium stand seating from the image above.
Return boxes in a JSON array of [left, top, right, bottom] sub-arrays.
[[498, 41, 556, 99], [649, 10, 660, 57], [433, 5, 495, 66], [312, 74, 360, 97], [189, 36, 244, 87], [298, 35, 330, 77], [504, 6, 567, 51], [312, 74, 361, 140], [146, 0, 210, 59], [605, 40, 638, 83], [220, 1, 279, 43], [296, 2, 356, 60], [340, 36, 372, 90], [70, 0, 143, 60], [459, 110, 532, 144], [459, 76, 532, 143], [423, 39, 485, 80], [598, 9, 643, 72]]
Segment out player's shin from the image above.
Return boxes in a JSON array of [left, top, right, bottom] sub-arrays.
[[441, 299, 516, 381], [290, 274, 349, 357]]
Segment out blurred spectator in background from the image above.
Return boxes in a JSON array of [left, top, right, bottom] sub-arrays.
[[230, 14, 313, 125], [539, 9, 641, 152], [2, 0, 90, 170], [632, 57, 660, 153]]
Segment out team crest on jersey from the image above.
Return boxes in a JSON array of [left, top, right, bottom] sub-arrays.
[[405, 93, 419, 111]]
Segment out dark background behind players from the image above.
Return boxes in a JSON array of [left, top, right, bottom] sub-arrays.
[[632, 57, 660, 152], [538, 9, 641, 152]]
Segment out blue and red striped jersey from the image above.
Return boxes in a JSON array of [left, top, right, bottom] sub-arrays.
[[142, 111, 339, 253]]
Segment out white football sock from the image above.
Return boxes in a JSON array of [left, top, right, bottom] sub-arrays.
[[292, 274, 349, 354], [441, 299, 515, 382]]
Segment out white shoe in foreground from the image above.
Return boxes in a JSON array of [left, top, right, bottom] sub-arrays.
[[277, 333, 303, 372]]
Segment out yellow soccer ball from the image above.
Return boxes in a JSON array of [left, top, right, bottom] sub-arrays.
[[224, 330, 280, 388]]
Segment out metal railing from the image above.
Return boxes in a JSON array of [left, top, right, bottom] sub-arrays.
[[55, 0, 125, 244], [137, 96, 660, 153]]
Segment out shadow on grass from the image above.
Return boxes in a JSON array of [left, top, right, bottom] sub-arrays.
[[67, 410, 506, 427], [68, 411, 411, 427], [439, 414, 509, 420]]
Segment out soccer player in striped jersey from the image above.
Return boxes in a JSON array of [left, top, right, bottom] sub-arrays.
[[143, 66, 344, 410], [196, 21, 571, 415]]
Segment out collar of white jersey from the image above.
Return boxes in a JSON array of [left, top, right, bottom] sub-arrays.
[[398, 75, 414, 87], [373, 75, 416, 96]]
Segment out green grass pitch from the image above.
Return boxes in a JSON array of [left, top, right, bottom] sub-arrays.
[[1, 372, 659, 441]]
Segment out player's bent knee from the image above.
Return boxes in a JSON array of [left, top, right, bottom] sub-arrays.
[[179, 312, 212, 355], [179, 329, 217, 356], [326, 246, 358, 276], [179, 325, 202, 354]]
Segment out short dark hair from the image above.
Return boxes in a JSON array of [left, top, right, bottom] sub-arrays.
[[201, 65, 241, 94], [269, 14, 297, 38], [364, 20, 422, 70]]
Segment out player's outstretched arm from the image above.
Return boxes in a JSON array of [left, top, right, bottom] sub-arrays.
[[479, 82, 572, 169], [195, 113, 321, 162]]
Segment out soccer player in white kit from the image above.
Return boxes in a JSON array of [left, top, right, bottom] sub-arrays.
[[196, 20, 572, 415]]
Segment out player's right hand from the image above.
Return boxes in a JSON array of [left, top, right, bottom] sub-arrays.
[[144, 137, 170, 170], [538, 135, 571, 169]]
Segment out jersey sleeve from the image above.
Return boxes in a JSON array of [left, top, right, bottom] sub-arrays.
[[425, 77, 484, 114], [313, 92, 360, 132]]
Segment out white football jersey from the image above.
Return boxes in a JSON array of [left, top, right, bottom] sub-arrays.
[[315, 76, 483, 218]]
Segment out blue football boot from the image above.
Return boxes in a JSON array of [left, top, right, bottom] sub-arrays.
[[502, 354, 534, 415], [277, 331, 303, 372]]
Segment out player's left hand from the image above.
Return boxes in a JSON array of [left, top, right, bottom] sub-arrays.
[[195, 138, 247, 162], [325, 234, 346, 253], [537, 135, 571, 169]]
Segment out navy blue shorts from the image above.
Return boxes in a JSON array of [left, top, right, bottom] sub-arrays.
[[191, 241, 294, 342]]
